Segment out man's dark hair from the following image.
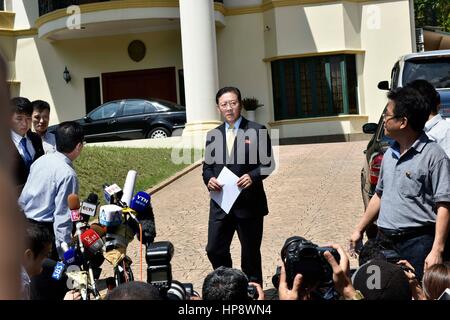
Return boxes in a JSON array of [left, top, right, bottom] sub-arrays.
[[406, 79, 440, 114], [55, 121, 84, 153], [105, 281, 162, 300], [11, 97, 32, 116], [25, 222, 53, 258], [32, 100, 51, 113], [216, 86, 242, 105], [387, 86, 429, 133], [202, 266, 249, 300]]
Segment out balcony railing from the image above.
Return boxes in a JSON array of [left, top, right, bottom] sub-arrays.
[[39, 0, 224, 16]]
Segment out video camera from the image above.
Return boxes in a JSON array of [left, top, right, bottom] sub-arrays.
[[272, 236, 340, 292], [146, 241, 197, 300]]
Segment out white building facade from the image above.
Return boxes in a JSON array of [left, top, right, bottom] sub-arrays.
[[0, 0, 415, 141]]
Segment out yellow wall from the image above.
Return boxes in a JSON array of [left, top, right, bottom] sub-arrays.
[[15, 29, 183, 125], [10, 0, 413, 139], [216, 13, 274, 125]]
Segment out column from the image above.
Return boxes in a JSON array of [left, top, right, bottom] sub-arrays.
[[179, 0, 221, 136]]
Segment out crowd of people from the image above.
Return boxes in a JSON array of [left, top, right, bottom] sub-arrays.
[[0, 53, 449, 301]]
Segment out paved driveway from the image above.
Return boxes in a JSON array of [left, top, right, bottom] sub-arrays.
[[101, 141, 367, 293]]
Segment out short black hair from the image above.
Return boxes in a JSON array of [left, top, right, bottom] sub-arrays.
[[216, 86, 242, 105], [406, 79, 440, 114], [25, 222, 53, 258], [11, 97, 32, 116], [202, 266, 249, 300], [32, 100, 51, 113], [55, 121, 84, 153], [387, 86, 429, 133], [105, 281, 162, 300]]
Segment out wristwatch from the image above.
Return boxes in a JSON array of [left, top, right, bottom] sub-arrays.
[[351, 290, 365, 300]]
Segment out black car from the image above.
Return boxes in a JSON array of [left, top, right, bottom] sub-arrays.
[[51, 99, 186, 142]]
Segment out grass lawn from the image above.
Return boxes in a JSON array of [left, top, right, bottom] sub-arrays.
[[74, 147, 194, 202]]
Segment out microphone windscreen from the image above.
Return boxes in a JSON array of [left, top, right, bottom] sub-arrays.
[[121, 170, 137, 206], [80, 229, 104, 254], [67, 193, 80, 210], [130, 191, 151, 214], [86, 193, 99, 204], [90, 223, 107, 238]]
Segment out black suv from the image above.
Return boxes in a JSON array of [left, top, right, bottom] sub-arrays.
[[50, 98, 186, 143]]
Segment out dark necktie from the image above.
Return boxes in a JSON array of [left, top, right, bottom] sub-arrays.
[[20, 137, 33, 168]]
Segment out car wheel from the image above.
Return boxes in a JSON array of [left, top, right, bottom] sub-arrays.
[[147, 127, 170, 139]]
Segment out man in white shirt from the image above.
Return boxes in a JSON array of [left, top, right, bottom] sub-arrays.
[[407, 80, 450, 157], [31, 100, 56, 154]]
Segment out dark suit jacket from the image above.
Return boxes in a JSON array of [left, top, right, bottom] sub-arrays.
[[14, 130, 44, 188], [202, 117, 274, 220]]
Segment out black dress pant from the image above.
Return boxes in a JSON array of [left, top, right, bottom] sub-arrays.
[[206, 214, 264, 284]]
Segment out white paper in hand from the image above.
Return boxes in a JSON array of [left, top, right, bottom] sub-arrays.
[[210, 167, 242, 214]]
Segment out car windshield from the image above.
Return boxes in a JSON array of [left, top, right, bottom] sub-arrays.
[[402, 57, 450, 89], [152, 99, 185, 112]]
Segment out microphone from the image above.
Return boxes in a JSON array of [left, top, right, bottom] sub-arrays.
[[99, 204, 123, 227], [130, 191, 151, 215], [103, 184, 123, 205], [80, 228, 104, 255], [121, 170, 137, 207], [80, 193, 99, 219], [61, 242, 77, 265], [67, 193, 82, 222]]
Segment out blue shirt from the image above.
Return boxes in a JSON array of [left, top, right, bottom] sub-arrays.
[[19, 152, 79, 258], [375, 133, 450, 230], [425, 114, 450, 158]]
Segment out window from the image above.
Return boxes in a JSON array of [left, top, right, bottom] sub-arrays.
[[90, 102, 120, 120], [123, 100, 147, 116], [271, 54, 358, 120]]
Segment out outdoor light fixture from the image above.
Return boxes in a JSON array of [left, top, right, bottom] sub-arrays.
[[63, 66, 71, 83]]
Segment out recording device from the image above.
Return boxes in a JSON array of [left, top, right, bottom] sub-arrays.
[[272, 236, 340, 291], [80, 193, 99, 221], [121, 170, 137, 206], [130, 191, 151, 214], [99, 204, 123, 227], [166, 280, 199, 300], [80, 228, 104, 254], [103, 183, 123, 205], [67, 193, 82, 222], [146, 241, 174, 292], [437, 288, 450, 300]]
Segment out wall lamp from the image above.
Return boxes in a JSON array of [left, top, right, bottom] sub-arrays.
[[63, 66, 71, 83]]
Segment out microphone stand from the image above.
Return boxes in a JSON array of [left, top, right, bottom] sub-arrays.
[[76, 222, 100, 300]]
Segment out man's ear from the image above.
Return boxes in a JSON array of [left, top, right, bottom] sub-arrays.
[[399, 117, 408, 129], [23, 248, 34, 263]]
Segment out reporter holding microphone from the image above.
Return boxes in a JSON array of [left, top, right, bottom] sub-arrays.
[[18, 122, 84, 299]]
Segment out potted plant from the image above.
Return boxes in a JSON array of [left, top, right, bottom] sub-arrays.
[[242, 97, 263, 121]]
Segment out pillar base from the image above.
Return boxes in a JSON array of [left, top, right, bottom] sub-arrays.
[[182, 120, 222, 136]]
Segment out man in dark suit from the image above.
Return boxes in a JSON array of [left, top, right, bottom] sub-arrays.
[[203, 86, 274, 284], [10, 97, 44, 191]]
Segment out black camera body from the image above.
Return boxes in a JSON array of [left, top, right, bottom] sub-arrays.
[[275, 236, 340, 290]]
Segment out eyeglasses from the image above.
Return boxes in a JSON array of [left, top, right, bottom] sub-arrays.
[[219, 100, 239, 109], [382, 113, 399, 122]]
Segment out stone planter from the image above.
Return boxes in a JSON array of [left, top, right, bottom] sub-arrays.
[[246, 110, 256, 121]]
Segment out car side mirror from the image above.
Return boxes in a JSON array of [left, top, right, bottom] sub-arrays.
[[362, 123, 378, 134], [84, 116, 92, 123], [378, 81, 390, 90]]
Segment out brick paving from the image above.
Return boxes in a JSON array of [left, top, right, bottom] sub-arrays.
[[100, 141, 367, 294]]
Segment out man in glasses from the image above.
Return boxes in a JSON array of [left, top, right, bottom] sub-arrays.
[[203, 86, 274, 285], [10, 97, 44, 192], [349, 87, 450, 280]]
